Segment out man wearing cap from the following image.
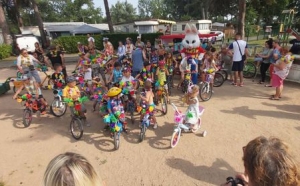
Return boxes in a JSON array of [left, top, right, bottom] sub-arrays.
[[135, 36, 145, 48], [132, 44, 147, 77], [87, 34, 95, 48], [103, 37, 114, 56], [45, 45, 67, 80]]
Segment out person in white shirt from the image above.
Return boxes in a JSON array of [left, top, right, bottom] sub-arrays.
[[83, 62, 93, 94], [87, 34, 95, 48], [228, 33, 249, 87], [117, 41, 126, 63]]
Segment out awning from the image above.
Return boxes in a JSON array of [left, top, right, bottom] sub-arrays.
[[134, 21, 159, 26], [157, 19, 176, 24], [71, 24, 104, 34], [160, 33, 218, 39]]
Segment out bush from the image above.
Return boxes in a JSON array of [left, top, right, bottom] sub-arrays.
[[53, 33, 163, 53], [0, 44, 12, 59]]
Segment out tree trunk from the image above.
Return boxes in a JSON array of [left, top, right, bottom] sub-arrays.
[[238, 0, 246, 39], [30, 0, 47, 47], [0, 2, 10, 44], [103, 0, 114, 33]]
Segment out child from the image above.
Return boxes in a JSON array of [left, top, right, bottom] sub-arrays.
[[74, 53, 85, 72], [63, 76, 90, 126], [120, 67, 138, 110], [140, 80, 158, 129], [184, 85, 200, 130], [177, 56, 192, 89], [201, 52, 217, 88], [108, 62, 122, 85], [106, 87, 127, 132], [51, 63, 66, 89], [150, 48, 159, 79], [135, 61, 153, 82], [156, 60, 170, 103], [83, 61, 93, 94], [13, 75, 48, 114]]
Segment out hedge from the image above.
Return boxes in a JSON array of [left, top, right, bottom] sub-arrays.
[[0, 44, 12, 59], [53, 33, 163, 53]]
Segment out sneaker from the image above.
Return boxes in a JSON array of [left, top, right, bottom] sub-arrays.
[[153, 124, 158, 129]]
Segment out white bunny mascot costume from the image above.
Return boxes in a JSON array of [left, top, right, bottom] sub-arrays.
[[180, 24, 205, 84]]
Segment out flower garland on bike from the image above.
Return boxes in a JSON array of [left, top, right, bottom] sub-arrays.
[[135, 61, 153, 85]]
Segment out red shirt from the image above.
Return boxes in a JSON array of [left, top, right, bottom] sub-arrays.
[[181, 47, 205, 58]]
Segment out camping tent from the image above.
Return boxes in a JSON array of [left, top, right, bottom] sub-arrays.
[[71, 24, 103, 35]]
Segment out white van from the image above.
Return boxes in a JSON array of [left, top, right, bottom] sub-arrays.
[[16, 35, 39, 53]]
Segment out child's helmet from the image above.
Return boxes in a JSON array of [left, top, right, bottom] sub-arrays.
[[158, 60, 165, 66], [66, 76, 76, 83], [122, 67, 131, 73], [107, 87, 122, 97]]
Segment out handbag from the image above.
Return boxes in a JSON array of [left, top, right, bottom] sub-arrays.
[[236, 41, 246, 62]]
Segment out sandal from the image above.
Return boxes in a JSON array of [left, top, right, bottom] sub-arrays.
[[239, 83, 244, 87], [265, 85, 272, 87], [271, 95, 282, 99]]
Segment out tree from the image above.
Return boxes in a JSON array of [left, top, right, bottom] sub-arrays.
[[103, 0, 114, 33], [238, 0, 246, 38], [0, 0, 10, 44], [110, 0, 136, 23], [138, 0, 151, 18], [30, 0, 46, 47]]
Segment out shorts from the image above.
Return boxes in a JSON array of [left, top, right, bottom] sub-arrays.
[[25, 70, 42, 83], [271, 74, 283, 87], [232, 61, 244, 72]]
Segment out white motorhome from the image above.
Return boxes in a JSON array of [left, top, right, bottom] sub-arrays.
[[172, 20, 212, 34]]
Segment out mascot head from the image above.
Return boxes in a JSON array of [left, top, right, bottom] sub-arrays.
[[182, 24, 200, 49]]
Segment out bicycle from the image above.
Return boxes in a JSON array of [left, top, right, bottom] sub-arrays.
[[170, 103, 206, 148], [199, 71, 214, 101], [36, 64, 54, 90], [50, 88, 67, 117], [154, 84, 168, 115], [64, 96, 89, 140], [16, 94, 46, 127], [181, 71, 193, 94], [213, 72, 225, 87], [121, 89, 136, 124], [167, 65, 174, 96], [243, 62, 257, 79], [103, 113, 125, 150]]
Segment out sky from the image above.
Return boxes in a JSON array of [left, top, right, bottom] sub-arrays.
[[94, 0, 139, 13]]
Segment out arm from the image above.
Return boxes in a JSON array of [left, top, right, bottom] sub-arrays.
[[13, 84, 25, 99], [274, 61, 285, 70], [165, 68, 169, 76], [60, 54, 66, 67], [31, 55, 43, 65], [142, 50, 147, 61], [44, 56, 53, 69], [16, 56, 23, 73], [135, 73, 141, 79]]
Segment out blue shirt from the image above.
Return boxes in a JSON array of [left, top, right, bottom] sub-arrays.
[[113, 69, 122, 83], [270, 48, 281, 64], [132, 48, 144, 71]]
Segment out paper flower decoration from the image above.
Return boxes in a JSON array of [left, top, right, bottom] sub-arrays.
[[175, 115, 181, 123], [187, 112, 193, 118], [137, 106, 142, 113], [149, 105, 154, 112], [75, 104, 81, 111]]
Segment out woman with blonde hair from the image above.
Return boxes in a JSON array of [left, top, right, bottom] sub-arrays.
[[43, 152, 103, 186]]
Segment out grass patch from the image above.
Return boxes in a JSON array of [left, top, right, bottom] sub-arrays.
[[248, 39, 266, 45]]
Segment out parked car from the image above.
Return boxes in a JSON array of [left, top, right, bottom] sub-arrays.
[[208, 31, 224, 41], [15, 34, 40, 53]]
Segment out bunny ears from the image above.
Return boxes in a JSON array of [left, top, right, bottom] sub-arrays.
[[185, 24, 198, 34]]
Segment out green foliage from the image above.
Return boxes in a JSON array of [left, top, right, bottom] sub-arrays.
[[53, 33, 163, 53], [110, 1, 137, 23], [138, 0, 169, 19], [0, 44, 12, 59]]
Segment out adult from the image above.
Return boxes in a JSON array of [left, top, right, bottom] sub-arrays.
[[117, 41, 126, 63], [265, 39, 281, 87], [219, 45, 233, 81], [270, 47, 294, 100], [103, 37, 114, 56], [132, 44, 147, 77], [221, 136, 300, 186], [84, 47, 105, 81], [87, 33, 95, 48], [34, 42, 44, 62], [125, 37, 134, 58], [45, 45, 67, 79], [254, 40, 273, 84], [16, 48, 42, 84], [165, 25, 171, 35], [43, 152, 103, 186], [135, 36, 144, 48], [228, 33, 249, 87]]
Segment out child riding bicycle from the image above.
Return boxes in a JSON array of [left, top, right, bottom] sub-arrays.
[[156, 60, 170, 103], [119, 67, 138, 110], [63, 76, 90, 127], [51, 63, 66, 89], [184, 85, 200, 130]]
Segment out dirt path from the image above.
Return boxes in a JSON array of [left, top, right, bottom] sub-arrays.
[[0, 65, 299, 186]]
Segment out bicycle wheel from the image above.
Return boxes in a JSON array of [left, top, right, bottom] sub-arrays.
[[114, 132, 120, 150], [70, 117, 83, 140], [199, 83, 212, 101], [139, 123, 146, 142], [181, 81, 187, 93], [50, 98, 67, 117], [219, 70, 228, 80], [213, 72, 225, 87], [170, 130, 181, 148], [161, 95, 168, 115], [243, 62, 257, 78], [23, 109, 32, 127]]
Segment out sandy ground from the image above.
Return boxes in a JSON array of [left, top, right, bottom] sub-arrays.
[[0, 64, 299, 186]]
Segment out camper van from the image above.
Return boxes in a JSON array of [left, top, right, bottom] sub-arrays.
[[15, 31, 40, 53], [172, 20, 212, 34]]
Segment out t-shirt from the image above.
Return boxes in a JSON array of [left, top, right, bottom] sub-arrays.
[[63, 85, 80, 100], [17, 55, 35, 68], [120, 76, 135, 90], [181, 47, 205, 59], [51, 72, 65, 89], [107, 98, 124, 114], [157, 68, 167, 82], [88, 37, 95, 43], [289, 39, 300, 54], [228, 40, 248, 62], [270, 48, 281, 64], [84, 68, 92, 80], [46, 51, 62, 66]]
